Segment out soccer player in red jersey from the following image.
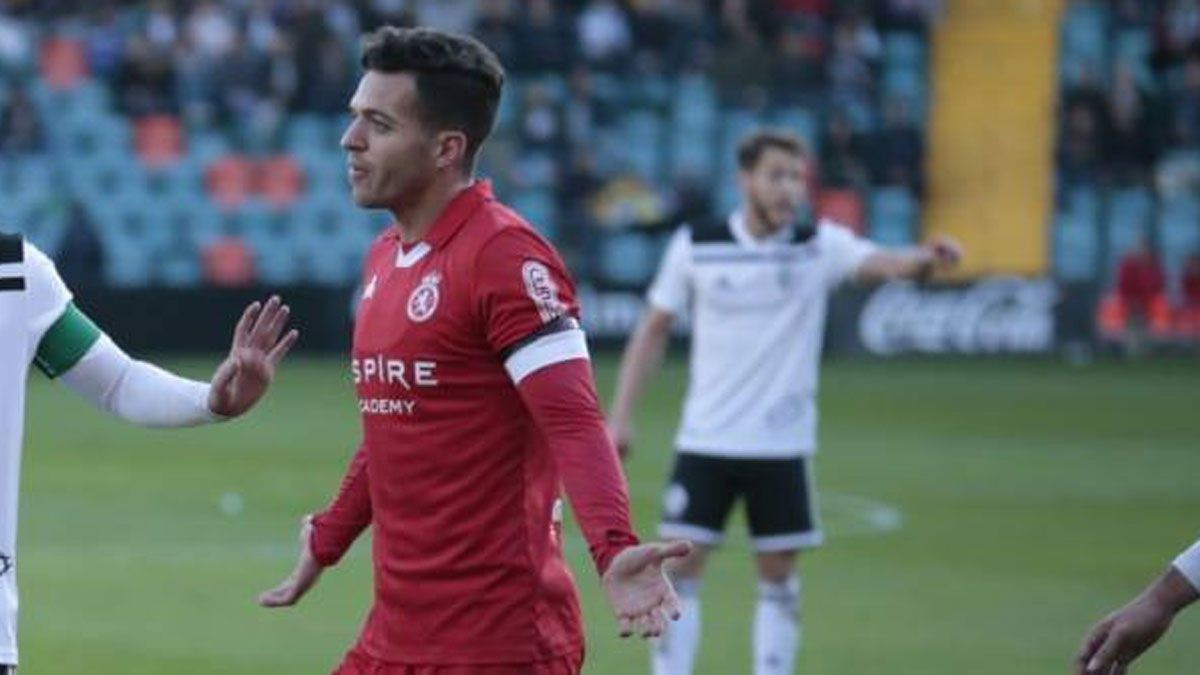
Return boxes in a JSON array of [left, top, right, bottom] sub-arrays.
[[258, 27, 688, 674]]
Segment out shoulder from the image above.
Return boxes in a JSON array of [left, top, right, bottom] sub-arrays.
[[0, 231, 24, 265], [687, 217, 734, 245], [474, 203, 564, 266], [815, 218, 865, 245]]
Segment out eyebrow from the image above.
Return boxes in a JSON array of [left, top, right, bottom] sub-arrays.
[[349, 105, 398, 126]]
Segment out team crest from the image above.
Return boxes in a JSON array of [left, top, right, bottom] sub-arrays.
[[522, 260, 564, 323], [407, 272, 441, 322]]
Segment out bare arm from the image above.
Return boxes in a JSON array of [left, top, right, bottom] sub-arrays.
[[1077, 566, 1199, 674], [608, 307, 676, 458], [856, 235, 963, 284]]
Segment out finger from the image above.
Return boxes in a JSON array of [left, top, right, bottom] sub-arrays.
[[633, 612, 654, 639], [234, 301, 262, 348], [1076, 623, 1109, 668], [267, 329, 300, 366], [617, 615, 634, 638], [644, 610, 666, 638], [655, 540, 693, 562], [1087, 632, 1123, 674], [257, 581, 298, 607], [250, 296, 282, 341], [1111, 663, 1127, 675], [659, 589, 682, 621], [263, 304, 291, 346]]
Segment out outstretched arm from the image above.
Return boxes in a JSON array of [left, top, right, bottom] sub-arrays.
[[1076, 539, 1200, 674], [608, 307, 675, 458], [856, 235, 962, 283], [55, 297, 297, 426]]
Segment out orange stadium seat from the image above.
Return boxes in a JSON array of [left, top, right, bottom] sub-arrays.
[[257, 155, 306, 207], [202, 237, 257, 287], [134, 115, 185, 167], [205, 156, 255, 209], [815, 188, 865, 234], [39, 37, 88, 89]]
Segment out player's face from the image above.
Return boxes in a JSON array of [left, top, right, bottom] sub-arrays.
[[341, 71, 438, 210], [740, 149, 808, 231]]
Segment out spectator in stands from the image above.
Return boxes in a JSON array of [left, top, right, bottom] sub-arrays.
[[84, 4, 127, 80], [472, 0, 519, 70], [1058, 100, 1105, 192], [55, 201, 105, 291], [1180, 252, 1200, 339], [359, 0, 418, 32], [519, 82, 565, 154], [578, 0, 634, 71], [0, 86, 44, 155], [115, 35, 178, 117], [771, 19, 826, 102], [819, 109, 870, 189], [879, 0, 939, 34], [512, 0, 574, 74], [827, 14, 879, 118], [713, 1, 772, 102], [1157, 0, 1200, 65], [1106, 62, 1156, 183], [0, 12, 33, 72], [142, 0, 179, 50], [564, 66, 612, 149], [873, 96, 925, 193], [295, 36, 354, 114], [628, 0, 676, 69], [1116, 236, 1168, 352], [415, 0, 479, 35], [1170, 51, 1200, 149]]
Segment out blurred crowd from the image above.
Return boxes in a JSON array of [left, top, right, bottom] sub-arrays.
[[0, 0, 937, 288]]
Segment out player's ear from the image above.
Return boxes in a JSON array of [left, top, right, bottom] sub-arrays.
[[435, 130, 469, 172]]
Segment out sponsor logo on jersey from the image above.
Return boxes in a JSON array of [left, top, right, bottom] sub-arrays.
[[522, 260, 564, 323], [0, 552, 11, 578], [407, 272, 441, 322], [352, 356, 439, 389]]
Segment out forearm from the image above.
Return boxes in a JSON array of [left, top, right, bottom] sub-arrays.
[[309, 442, 372, 567], [858, 247, 937, 283], [610, 312, 672, 427], [520, 360, 640, 575], [1167, 539, 1200, 608], [59, 335, 219, 428]]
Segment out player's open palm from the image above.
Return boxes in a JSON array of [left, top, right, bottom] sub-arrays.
[[1076, 595, 1175, 675], [601, 540, 691, 639], [209, 296, 299, 418]]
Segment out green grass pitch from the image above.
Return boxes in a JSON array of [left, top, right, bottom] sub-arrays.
[[16, 354, 1200, 673]]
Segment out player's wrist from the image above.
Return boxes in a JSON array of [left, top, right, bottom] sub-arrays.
[[1149, 567, 1200, 615]]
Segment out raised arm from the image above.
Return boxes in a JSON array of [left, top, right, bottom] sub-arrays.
[[855, 235, 962, 283]]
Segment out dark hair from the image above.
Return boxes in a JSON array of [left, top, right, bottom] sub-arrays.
[[361, 26, 506, 169], [736, 129, 809, 170]]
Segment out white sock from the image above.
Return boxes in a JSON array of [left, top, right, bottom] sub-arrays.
[[653, 577, 701, 675], [753, 575, 801, 675]]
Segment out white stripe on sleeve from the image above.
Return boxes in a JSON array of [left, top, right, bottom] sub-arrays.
[[1173, 538, 1200, 591], [504, 328, 590, 385]]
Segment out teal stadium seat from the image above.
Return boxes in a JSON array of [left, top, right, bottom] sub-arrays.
[[1158, 195, 1200, 294], [1103, 186, 1152, 280], [1053, 212, 1101, 282], [868, 186, 919, 246]]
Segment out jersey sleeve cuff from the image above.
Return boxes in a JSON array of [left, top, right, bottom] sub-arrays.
[[1173, 539, 1200, 591], [503, 322, 590, 385]]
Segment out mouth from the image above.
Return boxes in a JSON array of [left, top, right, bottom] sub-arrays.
[[348, 165, 369, 184]]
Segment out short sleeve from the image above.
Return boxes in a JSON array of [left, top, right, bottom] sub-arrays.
[[24, 242, 73, 350], [1174, 538, 1200, 591], [646, 225, 692, 316], [819, 221, 879, 287], [474, 227, 588, 383]]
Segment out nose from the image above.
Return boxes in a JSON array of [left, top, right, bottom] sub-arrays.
[[341, 118, 366, 152]]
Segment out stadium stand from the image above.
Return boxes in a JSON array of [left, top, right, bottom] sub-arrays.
[[0, 0, 933, 289], [1053, 0, 1200, 344]]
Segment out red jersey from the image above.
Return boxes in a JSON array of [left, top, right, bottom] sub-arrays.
[[310, 181, 638, 666]]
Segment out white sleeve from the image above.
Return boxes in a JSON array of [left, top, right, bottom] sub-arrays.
[[59, 335, 221, 428], [819, 221, 880, 287], [1173, 538, 1200, 591], [646, 226, 692, 316], [24, 242, 73, 350]]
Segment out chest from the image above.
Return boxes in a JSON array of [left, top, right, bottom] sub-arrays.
[[690, 244, 828, 312], [0, 285, 26, 362]]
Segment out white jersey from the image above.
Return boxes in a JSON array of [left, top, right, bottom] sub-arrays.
[[648, 213, 877, 459], [0, 234, 72, 665]]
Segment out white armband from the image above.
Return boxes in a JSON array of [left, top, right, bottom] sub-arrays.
[[59, 335, 220, 428], [1173, 538, 1200, 591]]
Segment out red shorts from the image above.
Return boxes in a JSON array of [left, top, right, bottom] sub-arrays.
[[332, 649, 584, 675]]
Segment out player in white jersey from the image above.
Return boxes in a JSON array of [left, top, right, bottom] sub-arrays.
[[1076, 539, 1200, 674], [607, 129, 961, 675], [0, 232, 297, 671]]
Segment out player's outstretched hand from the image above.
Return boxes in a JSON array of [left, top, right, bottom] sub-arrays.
[[601, 540, 692, 639], [258, 516, 324, 608], [209, 296, 299, 418], [925, 235, 963, 272], [1076, 598, 1174, 674], [607, 421, 633, 461]]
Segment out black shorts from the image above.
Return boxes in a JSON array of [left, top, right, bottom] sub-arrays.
[[658, 453, 823, 552]]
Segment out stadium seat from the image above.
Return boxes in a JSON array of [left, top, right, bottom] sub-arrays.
[[202, 237, 258, 287], [1103, 187, 1151, 280], [771, 107, 819, 151], [133, 115, 185, 167], [205, 156, 256, 209], [884, 32, 926, 70], [1158, 195, 1200, 295], [38, 37, 88, 90], [509, 188, 560, 241], [816, 188, 866, 234], [1053, 212, 1100, 282], [258, 155, 307, 208], [598, 231, 659, 287], [868, 187, 919, 245]]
